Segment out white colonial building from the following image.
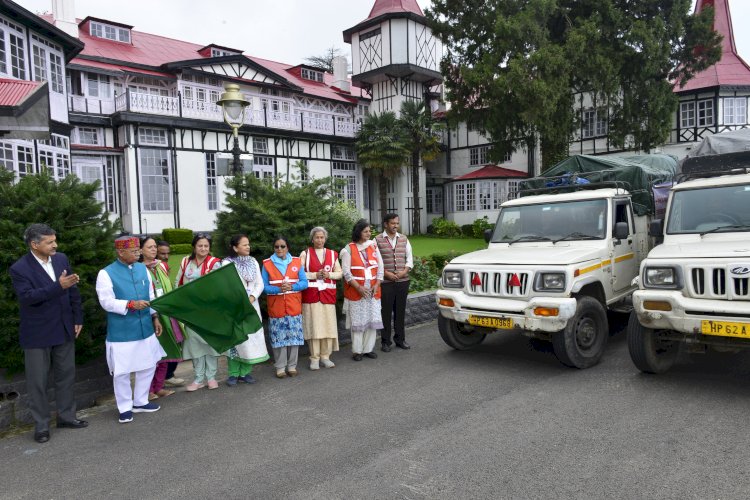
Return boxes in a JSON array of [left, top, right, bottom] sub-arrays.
[[0, 0, 747, 235]]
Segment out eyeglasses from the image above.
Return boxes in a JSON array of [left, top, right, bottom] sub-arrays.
[[274, 245, 287, 249]]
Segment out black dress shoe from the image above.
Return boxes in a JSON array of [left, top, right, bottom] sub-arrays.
[[34, 431, 50, 443], [352, 353, 363, 361], [57, 419, 89, 429], [381, 343, 392, 352], [364, 351, 378, 359], [395, 341, 411, 350]]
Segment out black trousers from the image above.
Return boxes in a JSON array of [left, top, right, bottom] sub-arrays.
[[24, 338, 77, 432], [380, 280, 410, 346], [165, 361, 179, 380]]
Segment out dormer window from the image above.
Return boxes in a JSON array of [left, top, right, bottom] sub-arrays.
[[90, 21, 131, 43], [211, 48, 235, 57], [301, 68, 324, 83]]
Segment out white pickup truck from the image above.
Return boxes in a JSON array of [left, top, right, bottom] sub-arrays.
[[437, 181, 655, 369], [628, 160, 750, 373]]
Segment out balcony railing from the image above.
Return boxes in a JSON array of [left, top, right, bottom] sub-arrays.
[[69, 90, 361, 138]]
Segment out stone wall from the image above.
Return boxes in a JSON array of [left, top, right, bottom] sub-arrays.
[[0, 356, 111, 433]]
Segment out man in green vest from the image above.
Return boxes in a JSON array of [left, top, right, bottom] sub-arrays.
[[375, 213, 413, 351]]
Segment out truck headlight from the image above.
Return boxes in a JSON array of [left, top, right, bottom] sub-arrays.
[[643, 267, 680, 289], [442, 270, 463, 288], [534, 272, 566, 291]]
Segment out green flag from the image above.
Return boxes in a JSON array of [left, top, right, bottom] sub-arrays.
[[150, 263, 261, 353]]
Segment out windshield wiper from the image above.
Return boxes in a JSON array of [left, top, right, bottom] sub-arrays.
[[507, 234, 552, 245], [552, 232, 601, 244], [699, 224, 750, 237]]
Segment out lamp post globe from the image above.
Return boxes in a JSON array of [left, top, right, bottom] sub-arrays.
[[217, 84, 250, 176]]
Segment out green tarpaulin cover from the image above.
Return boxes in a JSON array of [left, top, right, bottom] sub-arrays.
[[521, 154, 678, 216], [150, 263, 261, 353]]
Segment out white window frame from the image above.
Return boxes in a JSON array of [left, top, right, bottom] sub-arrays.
[[37, 134, 70, 181], [90, 21, 131, 43], [139, 148, 172, 212], [680, 101, 695, 128], [0, 141, 34, 180], [252, 137, 269, 154], [31, 35, 64, 93], [253, 155, 274, 179], [205, 153, 217, 210], [138, 128, 168, 146], [332, 145, 355, 161], [73, 157, 106, 203], [697, 99, 714, 127], [301, 67, 324, 82], [75, 127, 102, 145], [0, 17, 27, 79], [469, 145, 490, 167], [723, 97, 747, 125], [86, 73, 112, 98], [333, 161, 357, 205]]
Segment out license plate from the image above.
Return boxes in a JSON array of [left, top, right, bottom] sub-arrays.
[[701, 320, 750, 338], [468, 315, 514, 329]]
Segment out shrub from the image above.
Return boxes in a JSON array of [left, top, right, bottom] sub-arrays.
[[432, 217, 461, 238], [170, 243, 192, 255], [471, 216, 494, 239], [426, 224, 435, 235], [214, 174, 358, 261], [0, 170, 118, 375], [162, 228, 193, 245], [409, 257, 440, 293], [428, 251, 462, 274], [461, 224, 474, 237]]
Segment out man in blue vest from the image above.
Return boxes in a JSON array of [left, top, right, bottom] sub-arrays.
[[95, 236, 165, 424]]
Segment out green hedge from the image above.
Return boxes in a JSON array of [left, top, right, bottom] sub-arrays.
[[170, 243, 193, 255], [162, 228, 193, 245]]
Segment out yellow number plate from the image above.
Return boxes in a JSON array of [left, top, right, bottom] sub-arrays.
[[701, 320, 750, 338], [468, 315, 514, 329]]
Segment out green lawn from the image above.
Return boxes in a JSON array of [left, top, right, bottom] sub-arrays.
[[409, 236, 486, 257]]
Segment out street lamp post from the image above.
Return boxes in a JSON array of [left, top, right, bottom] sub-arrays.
[[217, 84, 250, 177]]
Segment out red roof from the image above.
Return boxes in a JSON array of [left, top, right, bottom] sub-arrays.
[[0, 78, 44, 107], [68, 58, 174, 78], [680, 0, 750, 91], [454, 165, 528, 181], [367, 0, 424, 19]]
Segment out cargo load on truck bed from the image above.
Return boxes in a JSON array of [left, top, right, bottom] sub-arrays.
[[521, 154, 678, 215]]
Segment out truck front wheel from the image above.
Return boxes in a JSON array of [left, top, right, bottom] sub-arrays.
[[552, 296, 609, 369], [438, 316, 486, 350], [626, 312, 678, 374]]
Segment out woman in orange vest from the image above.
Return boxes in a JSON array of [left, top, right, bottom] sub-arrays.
[[300, 226, 342, 371], [262, 236, 309, 378], [341, 219, 384, 361]]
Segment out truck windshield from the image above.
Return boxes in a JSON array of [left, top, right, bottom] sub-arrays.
[[490, 199, 608, 243], [666, 183, 750, 234]]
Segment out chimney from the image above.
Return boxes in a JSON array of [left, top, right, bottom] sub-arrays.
[[52, 0, 79, 39], [332, 56, 350, 93]]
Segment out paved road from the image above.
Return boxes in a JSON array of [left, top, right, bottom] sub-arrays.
[[3, 317, 750, 499]]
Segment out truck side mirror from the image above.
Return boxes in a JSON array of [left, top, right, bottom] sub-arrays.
[[614, 222, 629, 240], [484, 228, 493, 243], [649, 219, 663, 237]]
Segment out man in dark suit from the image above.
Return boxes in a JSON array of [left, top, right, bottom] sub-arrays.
[[10, 224, 88, 443]]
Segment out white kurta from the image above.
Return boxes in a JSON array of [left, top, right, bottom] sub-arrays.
[[96, 266, 166, 376], [221, 257, 269, 363]]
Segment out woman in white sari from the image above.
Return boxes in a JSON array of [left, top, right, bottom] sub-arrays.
[[221, 234, 269, 386]]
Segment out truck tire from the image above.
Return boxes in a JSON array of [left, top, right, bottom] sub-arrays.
[[438, 315, 486, 350], [552, 296, 609, 369], [626, 312, 678, 374]]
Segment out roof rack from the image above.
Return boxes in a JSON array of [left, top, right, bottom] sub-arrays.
[[679, 151, 750, 182], [519, 170, 632, 197]]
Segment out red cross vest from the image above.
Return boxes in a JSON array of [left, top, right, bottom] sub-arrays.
[[343, 243, 382, 301], [301, 248, 338, 305], [263, 257, 303, 318]]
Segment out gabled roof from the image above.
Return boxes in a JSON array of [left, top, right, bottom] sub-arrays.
[[680, 0, 750, 91], [69, 58, 174, 78], [454, 165, 527, 181], [59, 13, 367, 104], [0, 78, 44, 107], [165, 55, 302, 91], [343, 0, 426, 43]]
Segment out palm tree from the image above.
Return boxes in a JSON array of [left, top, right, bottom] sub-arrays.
[[399, 100, 443, 235], [355, 111, 409, 223]]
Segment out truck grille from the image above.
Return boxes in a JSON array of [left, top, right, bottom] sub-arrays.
[[468, 271, 531, 297], [689, 267, 750, 300]]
